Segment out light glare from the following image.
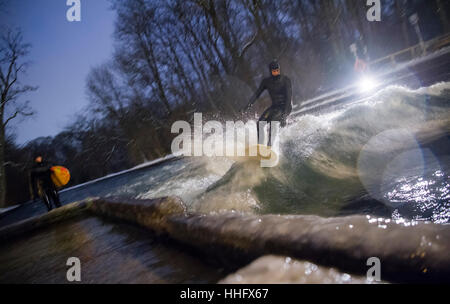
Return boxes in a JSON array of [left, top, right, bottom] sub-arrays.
[[358, 76, 378, 92]]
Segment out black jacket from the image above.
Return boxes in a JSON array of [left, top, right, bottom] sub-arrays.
[[247, 75, 293, 113], [29, 162, 54, 199]]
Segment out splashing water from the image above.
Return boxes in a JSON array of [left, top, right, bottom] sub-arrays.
[[59, 82, 450, 224]]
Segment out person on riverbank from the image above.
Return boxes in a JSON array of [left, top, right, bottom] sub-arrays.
[[29, 155, 61, 211]]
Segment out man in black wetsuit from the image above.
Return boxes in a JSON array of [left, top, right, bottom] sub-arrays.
[[29, 155, 61, 211], [242, 60, 293, 146]]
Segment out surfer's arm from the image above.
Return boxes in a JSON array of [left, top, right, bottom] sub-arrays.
[[32, 165, 51, 174], [245, 79, 266, 110]]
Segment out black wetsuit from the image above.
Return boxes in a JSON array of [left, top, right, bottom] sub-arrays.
[[247, 74, 293, 146], [29, 161, 61, 211]]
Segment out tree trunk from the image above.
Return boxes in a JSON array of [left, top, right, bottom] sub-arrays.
[[319, 0, 343, 64], [138, 34, 172, 115], [436, 0, 450, 33], [395, 0, 411, 49], [0, 116, 6, 208], [198, 0, 256, 89]]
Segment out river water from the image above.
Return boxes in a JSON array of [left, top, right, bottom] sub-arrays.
[[1, 81, 449, 284], [0, 215, 226, 283], [54, 82, 450, 224]]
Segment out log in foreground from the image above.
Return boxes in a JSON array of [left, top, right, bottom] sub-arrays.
[[87, 197, 450, 283], [166, 212, 450, 283]]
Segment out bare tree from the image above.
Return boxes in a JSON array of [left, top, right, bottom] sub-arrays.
[[0, 30, 36, 207], [395, 0, 411, 49], [436, 0, 450, 33]]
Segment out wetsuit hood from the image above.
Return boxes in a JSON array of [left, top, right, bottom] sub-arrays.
[[269, 60, 281, 80], [269, 60, 280, 71]]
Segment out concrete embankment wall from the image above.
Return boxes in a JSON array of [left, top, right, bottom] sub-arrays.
[[1, 197, 449, 283], [0, 201, 91, 242]]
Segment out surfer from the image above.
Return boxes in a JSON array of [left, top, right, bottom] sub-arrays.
[[29, 155, 61, 211], [242, 59, 293, 147]]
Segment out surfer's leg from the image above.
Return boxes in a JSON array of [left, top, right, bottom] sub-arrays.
[[267, 118, 273, 147], [49, 187, 61, 208], [268, 125, 277, 147], [53, 191, 62, 208], [267, 108, 284, 147], [41, 191, 52, 211], [258, 108, 272, 145]]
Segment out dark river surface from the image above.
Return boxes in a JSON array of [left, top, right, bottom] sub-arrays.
[[0, 214, 227, 283]]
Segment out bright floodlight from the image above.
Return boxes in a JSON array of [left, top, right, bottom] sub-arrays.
[[358, 75, 378, 93]]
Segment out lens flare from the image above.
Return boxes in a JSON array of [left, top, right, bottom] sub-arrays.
[[358, 75, 378, 93]]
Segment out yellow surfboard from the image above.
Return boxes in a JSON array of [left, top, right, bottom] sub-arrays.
[[238, 144, 278, 163], [50, 166, 71, 188]]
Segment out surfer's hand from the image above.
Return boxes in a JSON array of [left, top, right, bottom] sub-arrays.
[[280, 114, 288, 127], [241, 104, 251, 113]]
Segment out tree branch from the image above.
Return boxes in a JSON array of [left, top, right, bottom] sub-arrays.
[[3, 107, 33, 127], [239, 31, 257, 58]]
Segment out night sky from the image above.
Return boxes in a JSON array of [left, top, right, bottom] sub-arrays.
[[2, 0, 115, 144]]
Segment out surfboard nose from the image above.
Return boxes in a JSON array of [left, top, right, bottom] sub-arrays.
[[50, 166, 71, 188]]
